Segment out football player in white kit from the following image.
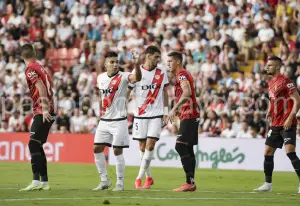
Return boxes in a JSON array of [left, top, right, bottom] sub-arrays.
[[93, 51, 142, 191], [130, 46, 169, 189]]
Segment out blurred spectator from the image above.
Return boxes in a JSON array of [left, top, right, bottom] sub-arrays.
[[70, 108, 86, 133], [56, 108, 70, 132], [236, 121, 251, 139], [8, 110, 24, 132], [0, 0, 298, 138], [220, 122, 236, 138]]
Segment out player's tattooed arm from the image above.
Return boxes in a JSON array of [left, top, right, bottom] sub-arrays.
[[168, 80, 192, 123], [128, 51, 142, 83], [35, 80, 53, 122], [284, 91, 300, 130]]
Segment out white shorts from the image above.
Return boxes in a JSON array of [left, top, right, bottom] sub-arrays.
[[94, 119, 129, 148], [132, 117, 162, 140]]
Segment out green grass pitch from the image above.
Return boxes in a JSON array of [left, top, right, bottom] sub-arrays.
[[0, 162, 300, 206]]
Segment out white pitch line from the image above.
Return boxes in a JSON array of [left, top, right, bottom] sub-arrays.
[[0, 197, 280, 202], [0, 188, 290, 195]]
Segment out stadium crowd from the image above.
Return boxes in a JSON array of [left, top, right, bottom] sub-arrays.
[[0, 0, 300, 139]]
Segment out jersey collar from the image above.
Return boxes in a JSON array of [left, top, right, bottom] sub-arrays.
[[107, 71, 119, 78]]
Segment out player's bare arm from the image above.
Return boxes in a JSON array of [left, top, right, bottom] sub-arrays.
[[162, 86, 169, 127], [284, 91, 300, 130], [99, 92, 102, 118], [266, 103, 272, 124], [35, 80, 53, 123], [128, 51, 142, 83], [168, 80, 192, 123]]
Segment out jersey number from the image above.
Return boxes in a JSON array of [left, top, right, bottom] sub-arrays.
[[135, 123, 138, 130], [45, 75, 52, 96]]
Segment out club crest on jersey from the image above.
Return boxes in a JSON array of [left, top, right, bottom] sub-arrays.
[[111, 80, 117, 85], [155, 75, 160, 80], [178, 75, 187, 81]]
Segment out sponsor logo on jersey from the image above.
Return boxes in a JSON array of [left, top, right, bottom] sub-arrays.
[[100, 88, 119, 94], [141, 84, 161, 90], [27, 71, 38, 79], [287, 83, 295, 89]]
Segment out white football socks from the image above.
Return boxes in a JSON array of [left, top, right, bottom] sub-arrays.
[[94, 152, 108, 181], [140, 151, 151, 178], [137, 150, 154, 180], [116, 154, 125, 186], [32, 180, 40, 185]]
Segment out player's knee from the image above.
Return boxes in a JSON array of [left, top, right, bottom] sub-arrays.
[[145, 144, 155, 151], [264, 146, 275, 156], [146, 139, 156, 151], [139, 140, 146, 152], [175, 142, 188, 157], [93, 145, 105, 153], [287, 152, 299, 161], [113, 148, 123, 156], [28, 139, 41, 154]]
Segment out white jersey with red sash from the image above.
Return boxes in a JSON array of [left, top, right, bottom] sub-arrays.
[[132, 65, 169, 118], [97, 71, 131, 120]]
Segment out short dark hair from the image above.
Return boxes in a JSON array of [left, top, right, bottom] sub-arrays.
[[104, 51, 118, 59], [145, 45, 161, 55], [268, 56, 283, 65], [268, 56, 282, 62], [167, 51, 183, 64], [21, 44, 35, 59]]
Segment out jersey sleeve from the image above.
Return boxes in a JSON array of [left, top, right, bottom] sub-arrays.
[[125, 70, 136, 88], [177, 71, 189, 86], [285, 78, 296, 95], [25, 66, 41, 85], [163, 69, 169, 87], [97, 74, 102, 89]]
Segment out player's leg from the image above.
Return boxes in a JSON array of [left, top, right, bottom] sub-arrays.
[[138, 138, 157, 189], [20, 115, 44, 191], [40, 119, 54, 190], [93, 121, 112, 190], [137, 118, 161, 189], [138, 140, 152, 178], [112, 147, 125, 191], [282, 127, 300, 193], [254, 127, 280, 192], [173, 119, 197, 192], [111, 120, 129, 191], [133, 118, 148, 189]]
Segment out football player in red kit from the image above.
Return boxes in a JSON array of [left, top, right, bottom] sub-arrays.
[[19, 44, 55, 191], [167, 51, 200, 192], [254, 56, 300, 193]]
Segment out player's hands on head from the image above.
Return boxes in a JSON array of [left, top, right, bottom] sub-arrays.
[[283, 117, 293, 130], [131, 50, 140, 64]]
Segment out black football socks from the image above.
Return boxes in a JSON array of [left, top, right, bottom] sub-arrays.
[[264, 155, 274, 183]]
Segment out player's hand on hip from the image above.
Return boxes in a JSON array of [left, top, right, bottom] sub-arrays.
[[266, 112, 272, 124], [162, 115, 168, 128], [167, 109, 176, 124], [283, 118, 293, 130], [43, 111, 53, 123]]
